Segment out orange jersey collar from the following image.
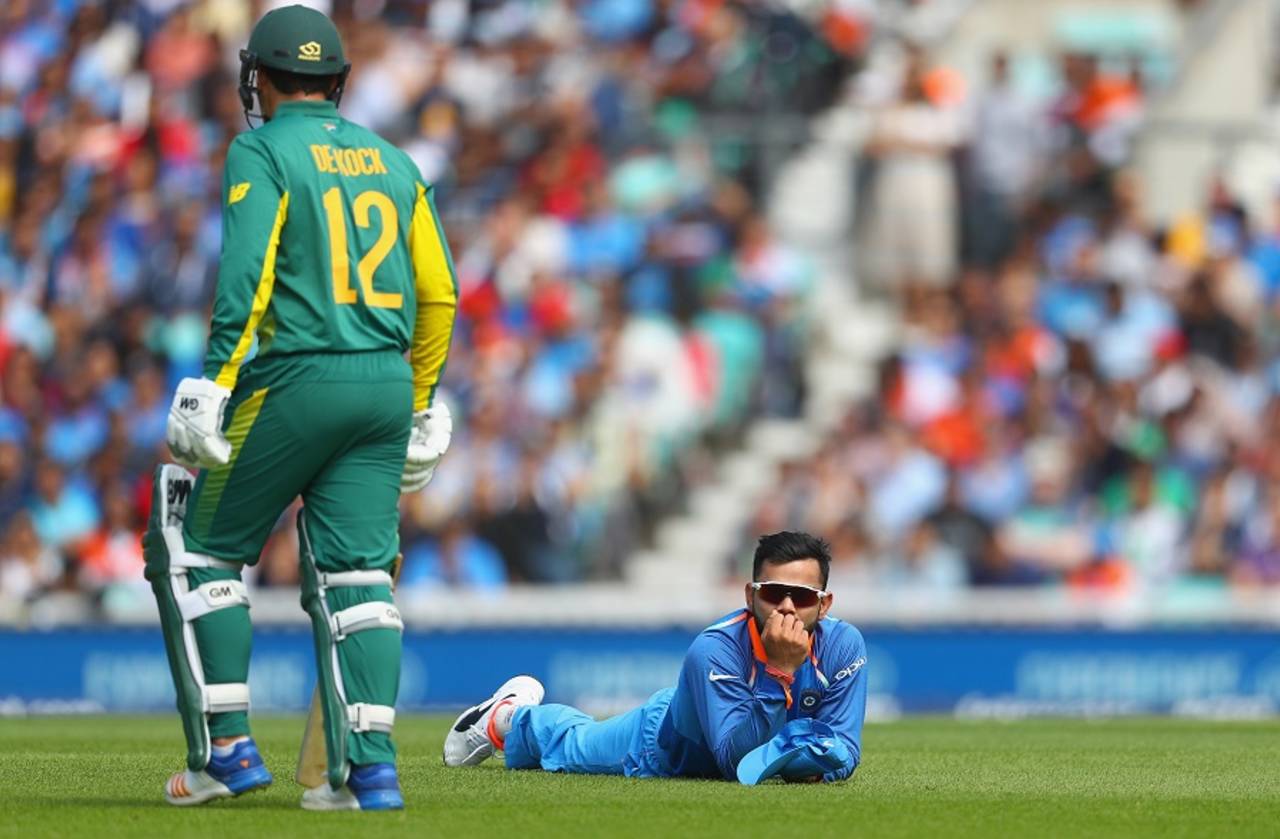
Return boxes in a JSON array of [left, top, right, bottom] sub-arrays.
[[744, 609, 817, 666]]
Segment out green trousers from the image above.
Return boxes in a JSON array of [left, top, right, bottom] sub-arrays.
[[183, 350, 411, 765]]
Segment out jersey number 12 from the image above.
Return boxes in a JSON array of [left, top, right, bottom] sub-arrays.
[[323, 187, 403, 309]]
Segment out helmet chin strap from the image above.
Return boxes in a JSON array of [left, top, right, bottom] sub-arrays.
[[329, 64, 351, 108], [242, 97, 267, 128], [237, 50, 268, 128], [240, 81, 268, 128]]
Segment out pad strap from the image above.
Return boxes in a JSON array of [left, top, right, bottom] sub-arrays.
[[347, 702, 395, 733], [321, 570, 394, 588], [204, 682, 251, 713], [330, 601, 404, 640], [177, 579, 251, 621], [169, 548, 239, 573]]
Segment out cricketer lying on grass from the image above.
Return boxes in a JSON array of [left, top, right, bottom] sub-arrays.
[[144, 3, 457, 812], [445, 532, 867, 784]]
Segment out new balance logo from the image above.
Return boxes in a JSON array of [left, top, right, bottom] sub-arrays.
[[709, 671, 737, 682]]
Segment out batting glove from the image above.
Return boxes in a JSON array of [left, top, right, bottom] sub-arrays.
[[402, 401, 452, 493], [166, 377, 233, 469]]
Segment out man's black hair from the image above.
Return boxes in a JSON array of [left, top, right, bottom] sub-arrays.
[[260, 66, 338, 97], [752, 531, 832, 588]]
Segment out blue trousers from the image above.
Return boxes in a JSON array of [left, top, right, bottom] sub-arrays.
[[504, 689, 675, 777]]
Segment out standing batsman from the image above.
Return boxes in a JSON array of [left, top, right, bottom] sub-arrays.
[[143, 4, 457, 811]]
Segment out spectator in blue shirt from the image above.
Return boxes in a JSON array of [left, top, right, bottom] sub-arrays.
[[401, 518, 507, 591]]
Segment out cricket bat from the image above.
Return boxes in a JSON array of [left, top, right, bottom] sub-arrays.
[[296, 553, 403, 787]]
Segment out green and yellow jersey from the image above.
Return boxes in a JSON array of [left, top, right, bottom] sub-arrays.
[[206, 99, 457, 411]]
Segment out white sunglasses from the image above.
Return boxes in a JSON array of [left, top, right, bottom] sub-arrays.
[[751, 581, 827, 608]]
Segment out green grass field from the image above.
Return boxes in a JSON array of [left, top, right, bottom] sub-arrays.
[[1, 716, 1277, 837]]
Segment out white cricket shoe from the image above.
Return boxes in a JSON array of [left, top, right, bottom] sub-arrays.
[[443, 675, 543, 767], [300, 762, 403, 811], [164, 737, 272, 806], [165, 770, 234, 806], [300, 784, 360, 811]]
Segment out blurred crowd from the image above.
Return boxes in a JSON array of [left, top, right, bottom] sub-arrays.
[[0, 0, 868, 611], [8, 0, 1258, 611], [754, 38, 1280, 595]]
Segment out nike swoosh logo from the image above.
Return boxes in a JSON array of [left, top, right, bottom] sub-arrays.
[[709, 671, 737, 682], [452, 692, 515, 732]]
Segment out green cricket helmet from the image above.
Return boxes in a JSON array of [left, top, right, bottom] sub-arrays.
[[238, 4, 351, 117]]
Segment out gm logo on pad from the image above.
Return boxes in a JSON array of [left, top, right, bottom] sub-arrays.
[[298, 41, 322, 61]]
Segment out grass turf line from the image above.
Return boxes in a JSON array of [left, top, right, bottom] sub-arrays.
[[0, 716, 1276, 838]]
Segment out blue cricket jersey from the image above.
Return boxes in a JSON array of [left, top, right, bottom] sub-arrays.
[[654, 609, 868, 781]]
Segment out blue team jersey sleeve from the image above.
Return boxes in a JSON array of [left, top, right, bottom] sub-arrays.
[[682, 621, 790, 780], [814, 620, 868, 781]]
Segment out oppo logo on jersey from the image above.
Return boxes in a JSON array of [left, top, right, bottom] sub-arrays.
[[310, 144, 389, 178], [834, 657, 866, 682]]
